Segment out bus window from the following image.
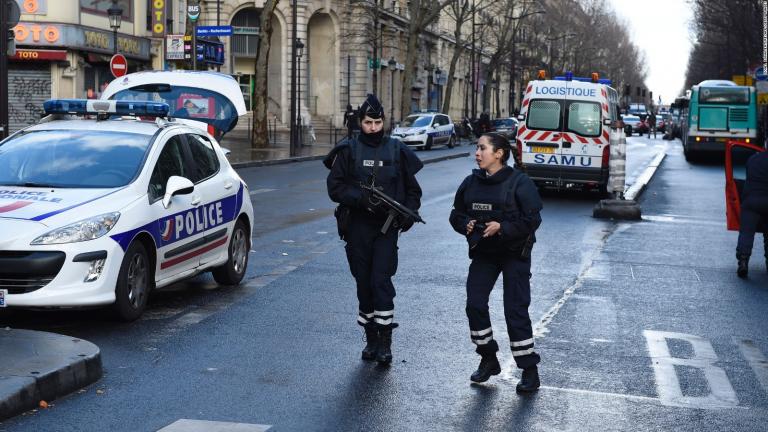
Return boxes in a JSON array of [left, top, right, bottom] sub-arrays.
[[698, 87, 750, 104]]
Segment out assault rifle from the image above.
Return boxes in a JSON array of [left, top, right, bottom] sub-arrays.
[[360, 183, 425, 234]]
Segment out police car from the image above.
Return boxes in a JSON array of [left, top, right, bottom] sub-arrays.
[[0, 98, 254, 321], [392, 112, 456, 150], [517, 71, 620, 193]]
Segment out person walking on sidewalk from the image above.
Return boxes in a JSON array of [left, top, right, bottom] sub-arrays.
[[343, 104, 359, 140], [449, 133, 543, 392], [647, 111, 657, 139], [324, 94, 423, 364], [736, 150, 768, 278]]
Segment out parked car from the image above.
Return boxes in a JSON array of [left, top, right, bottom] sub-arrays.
[[623, 115, 641, 136], [392, 112, 456, 150], [489, 117, 519, 139]]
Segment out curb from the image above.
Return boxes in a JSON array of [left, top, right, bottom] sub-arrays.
[[625, 149, 667, 201], [0, 329, 102, 421], [231, 150, 470, 169]]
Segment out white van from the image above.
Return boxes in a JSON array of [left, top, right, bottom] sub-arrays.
[[517, 73, 619, 193]]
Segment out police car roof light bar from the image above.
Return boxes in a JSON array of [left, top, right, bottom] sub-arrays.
[[43, 99, 170, 118]]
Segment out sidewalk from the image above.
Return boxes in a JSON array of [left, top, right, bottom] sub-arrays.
[[0, 328, 101, 420]]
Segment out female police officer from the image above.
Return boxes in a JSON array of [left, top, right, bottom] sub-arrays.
[[324, 94, 423, 364], [449, 133, 543, 392]]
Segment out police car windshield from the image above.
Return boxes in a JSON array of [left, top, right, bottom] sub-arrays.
[[401, 116, 432, 127], [0, 130, 151, 188], [109, 85, 239, 133]]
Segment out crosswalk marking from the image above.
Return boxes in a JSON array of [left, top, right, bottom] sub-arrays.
[[157, 419, 271, 432]]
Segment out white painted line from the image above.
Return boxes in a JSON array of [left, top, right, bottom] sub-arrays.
[[249, 188, 277, 196], [536, 385, 660, 404], [736, 338, 768, 395], [157, 419, 271, 432], [625, 145, 668, 201], [642, 214, 723, 227]]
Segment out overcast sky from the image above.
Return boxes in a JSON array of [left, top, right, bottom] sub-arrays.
[[609, 0, 694, 105]]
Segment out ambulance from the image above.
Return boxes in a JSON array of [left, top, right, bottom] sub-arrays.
[[516, 72, 620, 193]]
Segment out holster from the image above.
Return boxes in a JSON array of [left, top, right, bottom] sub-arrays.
[[334, 205, 351, 240]]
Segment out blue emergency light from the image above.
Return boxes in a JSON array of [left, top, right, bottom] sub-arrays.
[[43, 99, 170, 117], [554, 73, 612, 86]]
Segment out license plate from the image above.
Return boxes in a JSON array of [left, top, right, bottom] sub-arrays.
[[532, 146, 555, 154], [0, 289, 6, 307]]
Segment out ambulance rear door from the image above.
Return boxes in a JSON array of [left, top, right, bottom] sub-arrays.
[[518, 82, 565, 187], [559, 82, 609, 187]]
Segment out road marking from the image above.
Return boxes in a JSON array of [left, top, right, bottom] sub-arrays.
[[157, 419, 271, 431], [736, 338, 768, 394], [644, 330, 739, 409], [249, 188, 277, 196], [536, 385, 660, 404], [642, 214, 723, 227]]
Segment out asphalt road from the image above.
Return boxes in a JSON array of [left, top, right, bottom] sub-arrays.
[[3, 136, 765, 431]]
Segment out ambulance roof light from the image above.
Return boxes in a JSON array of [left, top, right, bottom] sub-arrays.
[[537, 69, 546, 80], [43, 99, 170, 118], [565, 71, 573, 81], [591, 72, 599, 82]]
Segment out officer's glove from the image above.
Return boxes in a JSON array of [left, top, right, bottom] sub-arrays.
[[398, 215, 415, 233], [358, 186, 381, 214]]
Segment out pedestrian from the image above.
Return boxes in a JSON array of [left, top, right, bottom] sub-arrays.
[[343, 104, 359, 139], [324, 94, 424, 364], [647, 111, 657, 139], [736, 150, 768, 278], [449, 132, 543, 392]]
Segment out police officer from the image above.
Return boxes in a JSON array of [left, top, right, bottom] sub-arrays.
[[324, 94, 423, 364], [343, 104, 359, 139], [736, 150, 768, 278], [449, 133, 542, 392]]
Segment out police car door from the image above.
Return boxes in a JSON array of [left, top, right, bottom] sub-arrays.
[[561, 83, 605, 184], [183, 133, 237, 266], [147, 133, 206, 282]]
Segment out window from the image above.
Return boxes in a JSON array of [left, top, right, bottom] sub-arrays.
[[527, 100, 561, 131], [81, 0, 132, 21], [566, 102, 601, 137], [698, 87, 750, 105], [401, 115, 431, 127], [187, 135, 219, 183], [149, 136, 187, 201], [0, 130, 151, 188]]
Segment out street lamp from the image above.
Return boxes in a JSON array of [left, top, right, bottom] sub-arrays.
[[295, 38, 305, 146], [108, 2, 123, 55], [435, 67, 442, 111], [463, 72, 470, 119], [388, 56, 397, 132]]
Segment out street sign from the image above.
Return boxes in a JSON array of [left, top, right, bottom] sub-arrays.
[[187, 3, 200, 22], [755, 66, 767, 81], [232, 26, 259, 35], [110, 54, 127, 78], [196, 25, 233, 36]]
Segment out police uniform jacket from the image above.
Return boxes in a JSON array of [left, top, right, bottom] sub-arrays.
[[450, 165, 542, 257], [324, 135, 423, 220], [744, 151, 768, 199]]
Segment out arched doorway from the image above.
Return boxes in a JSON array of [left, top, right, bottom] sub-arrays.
[[307, 13, 336, 120]]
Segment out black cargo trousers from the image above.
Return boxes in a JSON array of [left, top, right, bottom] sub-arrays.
[[344, 211, 399, 329]]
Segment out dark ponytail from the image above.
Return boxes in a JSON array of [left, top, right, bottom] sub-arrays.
[[481, 133, 526, 172]]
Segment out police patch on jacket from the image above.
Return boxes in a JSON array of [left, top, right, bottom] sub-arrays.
[[472, 203, 493, 210]]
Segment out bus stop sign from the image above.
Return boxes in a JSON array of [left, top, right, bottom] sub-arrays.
[[755, 67, 767, 81]]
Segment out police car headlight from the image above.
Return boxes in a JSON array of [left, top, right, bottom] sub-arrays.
[[31, 212, 121, 245], [416, 129, 426, 135]]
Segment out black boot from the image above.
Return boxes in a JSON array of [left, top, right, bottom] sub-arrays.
[[516, 366, 540, 393], [376, 327, 393, 364], [737, 254, 749, 278], [470, 354, 501, 383], [362, 327, 379, 361]]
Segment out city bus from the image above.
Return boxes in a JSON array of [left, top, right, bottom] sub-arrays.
[[680, 80, 758, 161]]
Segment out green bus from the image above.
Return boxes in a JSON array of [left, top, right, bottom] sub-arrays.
[[680, 80, 758, 161]]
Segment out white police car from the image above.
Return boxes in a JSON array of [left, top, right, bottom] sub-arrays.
[[392, 112, 456, 150], [0, 98, 254, 321]]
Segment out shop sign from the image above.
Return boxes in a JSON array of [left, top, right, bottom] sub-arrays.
[[151, 0, 165, 37], [13, 22, 151, 60], [232, 26, 259, 36], [15, 0, 47, 14], [166, 34, 185, 60], [10, 48, 66, 61]]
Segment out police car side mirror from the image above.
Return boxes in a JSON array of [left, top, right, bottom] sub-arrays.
[[162, 176, 195, 209]]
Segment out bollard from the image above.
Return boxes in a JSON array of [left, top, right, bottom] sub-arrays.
[[607, 128, 627, 198]]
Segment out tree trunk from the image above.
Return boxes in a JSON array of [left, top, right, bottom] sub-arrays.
[[400, 28, 421, 121], [252, 0, 279, 149]]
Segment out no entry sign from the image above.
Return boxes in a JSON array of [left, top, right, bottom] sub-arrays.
[[110, 54, 128, 78]]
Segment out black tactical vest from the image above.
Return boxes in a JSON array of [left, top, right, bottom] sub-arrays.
[[463, 171, 522, 253], [351, 137, 400, 200]]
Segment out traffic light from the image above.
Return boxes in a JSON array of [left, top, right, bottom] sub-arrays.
[[636, 86, 641, 97], [624, 84, 630, 96], [642, 89, 646, 98], [649, 91, 653, 102]]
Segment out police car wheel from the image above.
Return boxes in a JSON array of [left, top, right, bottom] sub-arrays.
[[113, 241, 151, 321], [424, 136, 433, 150], [212, 219, 249, 285], [447, 135, 455, 149]]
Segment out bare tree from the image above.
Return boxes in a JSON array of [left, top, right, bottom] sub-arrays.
[[251, 0, 280, 148], [400, 0, 454, 119], [441, 0, 475, 115]]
